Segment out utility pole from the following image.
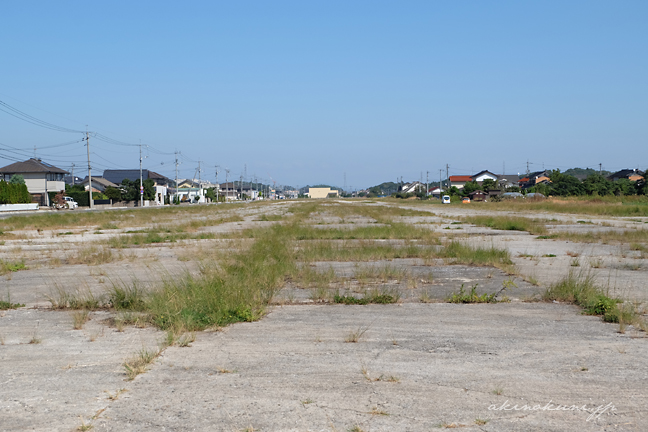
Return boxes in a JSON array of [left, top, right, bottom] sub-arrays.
[[225, 169, 230, 201], [174, 151, 179, 204], [215, 165, 220, 203], [71, 163, 75, 185], [526, 160, 530, 176], [446, 164, 449, 192], [426, 171, 429, 198], [198, 161, 202, 202], [599, 163, 602, 175], [86, 128, 94, 209], [344, 172, 347, 193], [139, 141, 144, 208], [240, 174, 243, 200], [439, 169, 443, 191]]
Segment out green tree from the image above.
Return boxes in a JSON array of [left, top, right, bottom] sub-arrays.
[[613, 178, 635, 196], [448, 186, 462, 197], [121, 178, 155, 201], [462, 181, 480, 196], [481, 179, 497, 192], [66, 184, 85, 193], [0, 180, 31, 204], [9, 174, 25, 185], [548, 170, 585, 196], [104, 186, 122, 201], [583, 174, 614, 196]]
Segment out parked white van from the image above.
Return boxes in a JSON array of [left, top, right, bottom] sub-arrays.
[[442, 195, 451, 204]]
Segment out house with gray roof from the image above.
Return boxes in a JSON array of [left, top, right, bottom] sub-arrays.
[[79, 176, 118, 193], [102, 169, 171, 187], [0, 158, 69, 206], [102, 169, 171, 206]]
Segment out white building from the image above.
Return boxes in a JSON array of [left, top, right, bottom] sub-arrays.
[[0, 158, 68, 206]]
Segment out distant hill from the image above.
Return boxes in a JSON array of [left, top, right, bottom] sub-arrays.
[[367, 182, 399, 196], [563, 167, 611, 180]]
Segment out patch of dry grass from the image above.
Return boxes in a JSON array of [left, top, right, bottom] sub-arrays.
[[72, 310, 90, 330], [123, 347, 161, 380]]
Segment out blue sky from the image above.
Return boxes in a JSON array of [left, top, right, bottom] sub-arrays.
[[1, 1, 647, 189]]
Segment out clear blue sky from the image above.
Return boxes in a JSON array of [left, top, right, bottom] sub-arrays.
[[1, 1, 647, 189]]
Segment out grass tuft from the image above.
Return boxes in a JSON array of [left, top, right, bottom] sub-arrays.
[[345, 324, 370, 343], [448, 284, 498, 304], [123, 348, 161, 380], [0, 259, 27, 275], [72, 310, 90, 330], [542, 270, 639, 325], [463, 215, 547, 235]]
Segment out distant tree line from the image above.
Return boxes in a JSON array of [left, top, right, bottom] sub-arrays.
[[526, 170, 648, 197]]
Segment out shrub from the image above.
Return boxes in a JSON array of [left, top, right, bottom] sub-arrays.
[[0, 180, 31, 204]]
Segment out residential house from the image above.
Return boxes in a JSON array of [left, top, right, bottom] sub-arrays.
[[79, 176, 118, 193], [176, 187, 206, 203], [285, 190, 299, 199], [399, 181, 426, 194], [468, 190, 487, 202], [449, 176, 472, 189], [216, 182, 260, 200], [471, 170, 499, 183], [607, 169, 644, 182], [520, 170, 551, 189], [102, 169, 171, 205], [428, 187, 444, 198], [0, 158, 68, 206], [64, 174, 83, 185], [496, 175, 520, 189], [218, 182, 239, 200]]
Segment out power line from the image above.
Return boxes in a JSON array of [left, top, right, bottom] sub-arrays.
[[0, 99, 85, 133]]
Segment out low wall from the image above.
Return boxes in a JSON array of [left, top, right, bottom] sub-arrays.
[[0, 203, 39, 212]]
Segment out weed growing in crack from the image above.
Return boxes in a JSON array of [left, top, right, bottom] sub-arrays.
[[123, 348, 161, 380], [345, 324, 370, 343], [177, 332, 196, 347], [105, 388, 128, 400]]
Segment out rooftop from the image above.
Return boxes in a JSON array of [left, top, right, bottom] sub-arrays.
[[0, 158, 69, 175]]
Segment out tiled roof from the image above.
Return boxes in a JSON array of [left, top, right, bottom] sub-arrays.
[[0, 158, 69, 174], [103, 169, 171, 185], [80, 176, 118, 188], [449, 176, 472, 182]]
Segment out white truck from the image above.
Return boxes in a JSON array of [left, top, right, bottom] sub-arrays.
[[61, 196, 78, 209]]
